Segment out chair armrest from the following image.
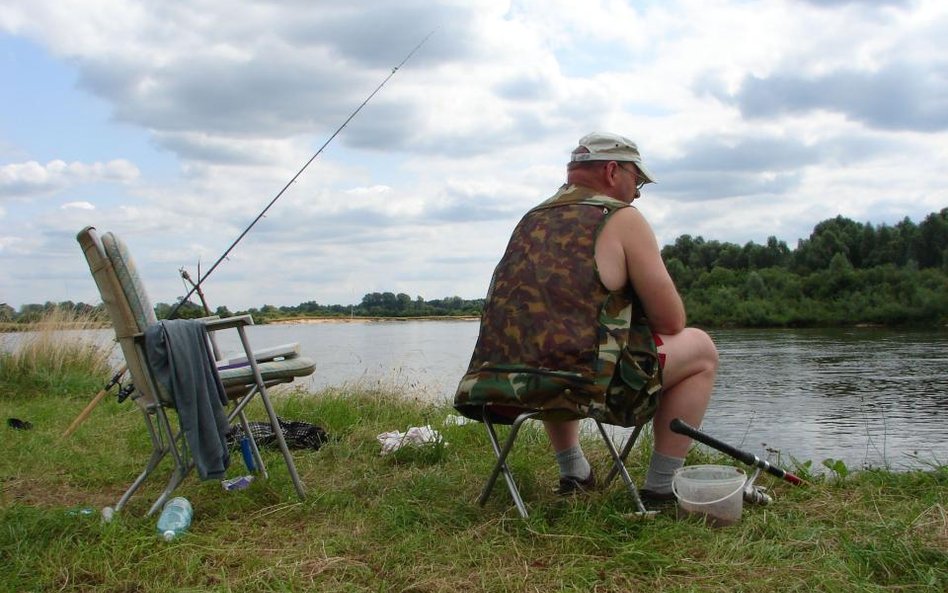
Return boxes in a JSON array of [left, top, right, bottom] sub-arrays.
[[219, 343, 301, 368], [200, 315, 255, 332]]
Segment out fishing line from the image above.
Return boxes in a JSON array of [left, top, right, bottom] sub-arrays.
[[169, 30, 435, 319]]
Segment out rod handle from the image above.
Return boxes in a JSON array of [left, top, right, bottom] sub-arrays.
[[670, 418, 804, 486]]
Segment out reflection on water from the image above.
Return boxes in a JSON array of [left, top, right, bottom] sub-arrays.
[[707, 328, 948, 470], [5, 322, 946, 469]]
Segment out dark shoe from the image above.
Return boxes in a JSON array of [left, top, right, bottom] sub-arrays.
[[7, 418, 32, 430], [556, 470, 596, 496], [638, 488, 676, 508]]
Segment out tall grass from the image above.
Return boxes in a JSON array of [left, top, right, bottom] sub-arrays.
[[0, 307, 114, 398]]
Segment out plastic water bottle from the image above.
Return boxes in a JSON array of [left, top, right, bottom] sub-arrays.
[[240, 436, 257, 473], [156, 497, 192, 541]]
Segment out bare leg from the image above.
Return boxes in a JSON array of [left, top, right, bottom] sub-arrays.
[[544, 419, 580, 452], [651, 327, 718, 458], [543, 327, 717, 457], [544, 420, 592, 482]]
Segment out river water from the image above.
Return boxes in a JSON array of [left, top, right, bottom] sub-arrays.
[[5, 322, 946, 470]]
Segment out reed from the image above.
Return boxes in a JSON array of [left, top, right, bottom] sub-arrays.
[[0, 307, 114, 398]]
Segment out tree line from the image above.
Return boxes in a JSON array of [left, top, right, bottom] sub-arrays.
[[183, 293, 486, 322], [3, 209, 946, 329], [661, 208, 947, 327]]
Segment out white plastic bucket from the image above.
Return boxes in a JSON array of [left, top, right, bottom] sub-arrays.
[[672, 464, 746, 527]]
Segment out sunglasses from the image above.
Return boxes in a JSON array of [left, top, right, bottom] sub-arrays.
[[617, 163, 647, 190]]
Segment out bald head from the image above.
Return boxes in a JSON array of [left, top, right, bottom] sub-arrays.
[[566, 159, 611, 189], [566, 157, 643, 203]]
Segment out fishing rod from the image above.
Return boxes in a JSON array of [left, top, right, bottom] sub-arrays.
[[60, 365, 128, 439], [167, 30, 435, 320], [670, 418, 805, 486], [179, 266, 224, 360], [179, 267, 213, 316]]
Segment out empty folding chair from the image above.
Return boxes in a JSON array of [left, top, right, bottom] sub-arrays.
[[77, 226, 316, 516]]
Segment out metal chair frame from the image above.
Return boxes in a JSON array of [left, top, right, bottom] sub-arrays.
[[77, 226, 312, 516], [118, 317, 307, 516], [477, 405, 649, 518]]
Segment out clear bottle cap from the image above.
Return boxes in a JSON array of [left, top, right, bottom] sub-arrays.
[[162, 530, 176, 542]]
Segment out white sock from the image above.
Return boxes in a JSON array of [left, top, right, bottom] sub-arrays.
[[555, 445, 591, 480], [643, 451, 684, 493]]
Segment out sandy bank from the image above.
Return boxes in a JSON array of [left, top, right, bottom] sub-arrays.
[[266, 316, 480, 325]]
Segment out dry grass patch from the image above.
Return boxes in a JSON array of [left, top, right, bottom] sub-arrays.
[[0, 307, 114, 398]]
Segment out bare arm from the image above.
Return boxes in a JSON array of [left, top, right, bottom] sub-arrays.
[[596, 207, 686, 335]]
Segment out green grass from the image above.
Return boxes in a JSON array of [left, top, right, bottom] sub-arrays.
[[0, 330, 945, 592]]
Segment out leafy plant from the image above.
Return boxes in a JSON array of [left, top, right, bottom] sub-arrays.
[[789, 456, 815, 482], [822, 457, 851, 480]]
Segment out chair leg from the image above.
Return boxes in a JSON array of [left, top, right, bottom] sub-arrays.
[[594, 420, 647, 514], [115, 406, 167, 513], [156, 403, 187, 472], [603, 424, 644, 487], [147, 461, 190, 517], [236, 326, 305, 500], [146, 406, 192, 517], [478, 408, 540, 518]]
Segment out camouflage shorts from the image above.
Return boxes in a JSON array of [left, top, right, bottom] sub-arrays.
[[453, 331, 662, 428]]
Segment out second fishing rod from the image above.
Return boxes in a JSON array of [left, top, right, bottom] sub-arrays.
[[167, 31, 434, 320]]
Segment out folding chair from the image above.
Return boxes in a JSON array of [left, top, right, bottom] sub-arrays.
[[77, 226, 316, 516], [456, 317, 664, 519], [471, 404, 650, 518]]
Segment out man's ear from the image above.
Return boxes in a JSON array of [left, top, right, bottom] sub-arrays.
[[603, 161, 621, 188]]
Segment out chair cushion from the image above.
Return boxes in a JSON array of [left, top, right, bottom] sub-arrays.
[[101, 232, 158, 331], [218, 343, 302, 369], [217, 355, 316, 387]]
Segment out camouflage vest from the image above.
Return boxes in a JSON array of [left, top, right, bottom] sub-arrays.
[[454, 185, 663, 427]]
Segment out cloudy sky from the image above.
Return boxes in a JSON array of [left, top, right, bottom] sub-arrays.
[[2, 0, 946, 311]]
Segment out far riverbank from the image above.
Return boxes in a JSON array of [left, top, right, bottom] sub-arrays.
[[266, 315, 481, 325], [0, 315, 481, 332]]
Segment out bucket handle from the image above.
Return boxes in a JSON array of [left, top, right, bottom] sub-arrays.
[[672, 475, 746, 507]]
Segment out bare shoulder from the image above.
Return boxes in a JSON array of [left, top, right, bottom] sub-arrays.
[[605, 204, 649, 225], [601, 205, 658, 245]]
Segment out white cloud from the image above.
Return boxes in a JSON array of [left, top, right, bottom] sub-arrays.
[[60, 201, 95, 210], [1, 0, 946, 309], [0, 235, 12, 252], [0, 159, 140, 199]]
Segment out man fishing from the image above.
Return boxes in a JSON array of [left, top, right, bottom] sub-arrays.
[[455, 132, 718, 502]]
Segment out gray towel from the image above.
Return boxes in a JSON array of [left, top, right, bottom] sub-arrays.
[[145, 319, 230, 480]]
